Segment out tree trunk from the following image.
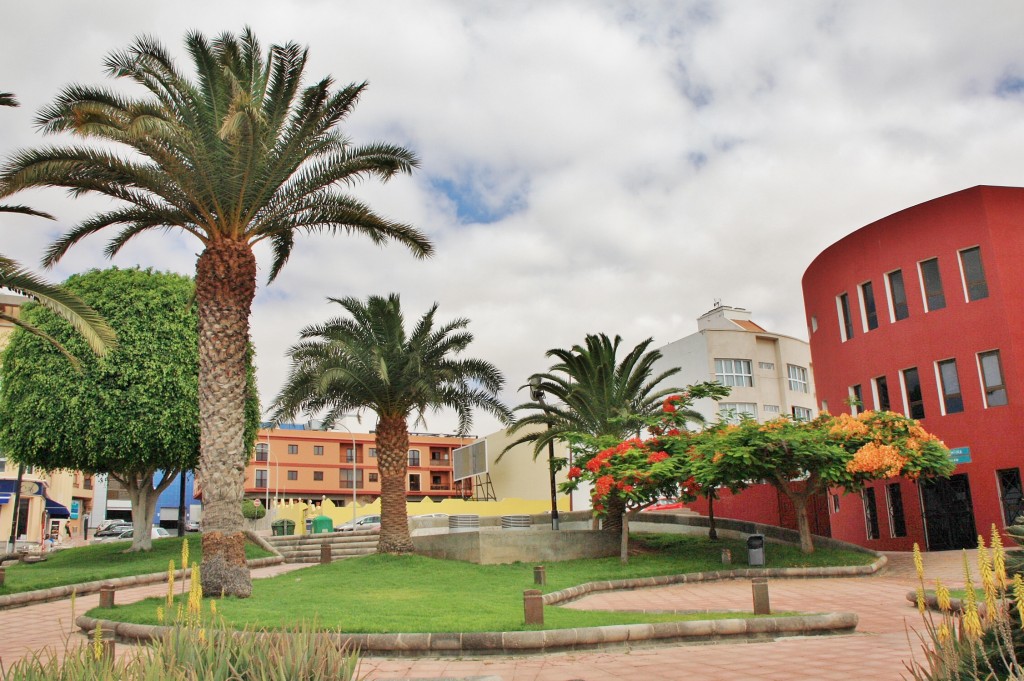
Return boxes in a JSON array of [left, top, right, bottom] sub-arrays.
[[376, 414, 414, 554], [620, 511, 630, 565], [117, 470, 178, 552], [602, 496, 626, 533], [707, 491, 718, 541], [195, 240, 257, 598], [789, 493, 815, 554]]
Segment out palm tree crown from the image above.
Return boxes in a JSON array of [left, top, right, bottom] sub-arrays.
[[0, 30, 432, 596], [503, 333, 683, 459], [271, 294, 512, 552]]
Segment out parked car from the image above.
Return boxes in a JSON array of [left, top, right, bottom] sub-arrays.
[[185, 520, 201, 532], [335, 515, 382, 532], [117, 527, 171, 540], [93, 522, 132, 538]]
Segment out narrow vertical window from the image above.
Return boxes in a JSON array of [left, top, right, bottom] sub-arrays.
[[978, 350, 1008, 407], [849, 384, 863, 415], [886, 483, 907, 538], [255, 443, 268, 462], [863, 488, 880, 540], [936, 359, 964, 414], [873, 376, 891, 411], [887, 270, 910, 321], [860, 281, 878, 330], [902, 367, 925, 419], [997, 468, 1023, 525], [959, 247, 989, 301], [837, 293, 854, 341], [919, 258, 946, 311], [787, 364, 809, 392]]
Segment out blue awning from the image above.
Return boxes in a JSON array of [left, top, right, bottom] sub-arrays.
[[0, 493, 10, 504], [44, 496, 70, 519]]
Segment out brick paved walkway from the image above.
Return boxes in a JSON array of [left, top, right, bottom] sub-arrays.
[[0, 551, 973, 680]]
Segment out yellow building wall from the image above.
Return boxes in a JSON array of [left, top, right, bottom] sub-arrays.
[[480, 427, 572, 503]]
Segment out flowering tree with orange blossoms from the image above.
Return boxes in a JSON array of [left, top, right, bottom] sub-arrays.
[[690, 410, 955, 553], [560, 382, 729, 561]]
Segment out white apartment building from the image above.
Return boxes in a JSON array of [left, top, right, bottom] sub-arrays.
[[653, 304, 818, 425]]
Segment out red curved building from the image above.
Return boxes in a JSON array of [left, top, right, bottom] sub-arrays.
[[802, 185, 1024, 551]]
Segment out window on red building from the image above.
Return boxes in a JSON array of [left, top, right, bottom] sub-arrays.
[[873, 375, 891, 411], [837, 293, 854, 341], [979, 351, 1008, 407], [255, 443, 268, 462], [255, 470, 268, 488], [936, 359, 964, 414], [886, 483, 907, 537], [886, 270, 910, 321], [919, 258, 946, 311], [849, 384, 863, 415], [313, 471, 324, 481], [863, 488, 880, 540], [287, 470, 298, 481], [959, 247, 989, 302], [859, 281, 878, 330], [997, 468, 1023, 525], [902, 367, 925, 419]]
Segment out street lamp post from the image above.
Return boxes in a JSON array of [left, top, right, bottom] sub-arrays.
[[264, 430, 272, 511], [529, 377, 560, 531]]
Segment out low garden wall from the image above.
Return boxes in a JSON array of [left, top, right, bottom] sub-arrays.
[[412, 528, 619, 564]]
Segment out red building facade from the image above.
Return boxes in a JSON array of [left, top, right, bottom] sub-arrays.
[[802, 185, 1024, 551]]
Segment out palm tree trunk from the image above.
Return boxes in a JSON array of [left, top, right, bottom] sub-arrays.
[[602, 496, 626, 534], [195, 240, 257, 598], [376, 414, 414, 553]]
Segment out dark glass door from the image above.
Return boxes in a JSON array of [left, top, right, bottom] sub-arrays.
[[920, 474, 977, 550]]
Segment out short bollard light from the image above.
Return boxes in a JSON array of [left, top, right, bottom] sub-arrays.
[[320, 543, 332, 565], [721, 548, 732, 565], [751, 577, 771, 615], [99, 584, 116, 609], [523, 589, 544, 625], [533, 565, 547, 585], [98, 627, 116, 661]]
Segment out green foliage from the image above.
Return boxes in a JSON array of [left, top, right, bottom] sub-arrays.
[[241, 499, 266, 520], [1, 620, 360, 680], [96, 534, 873, 633], [503, 333, 686, 461], [559, 382, 730, 515], [0, 267, 260, 476], [270, 293, 512, 433]]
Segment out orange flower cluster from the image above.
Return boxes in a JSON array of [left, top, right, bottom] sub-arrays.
[[846, 442, 908, 477], [647, 451, 669, 464], [829, 413, 869, 438], [759, 418, 790, 433]]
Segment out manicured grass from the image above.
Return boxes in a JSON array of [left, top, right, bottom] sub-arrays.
[[0, 535, 274, 596], [99, 534, 871, 633]]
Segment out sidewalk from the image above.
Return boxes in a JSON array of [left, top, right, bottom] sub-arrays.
[[0, 551, 970, 680]]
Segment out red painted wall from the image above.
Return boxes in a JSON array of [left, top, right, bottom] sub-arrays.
[[802, 185, 1024, 551]]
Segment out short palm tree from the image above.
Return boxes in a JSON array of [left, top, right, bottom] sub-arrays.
[[270, 294, 513, 553], [0, 92, 115, 364], [0, 31, 431, 596], [503, 333, 683, 531]]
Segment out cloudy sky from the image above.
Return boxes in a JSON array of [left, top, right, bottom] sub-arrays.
[[2, 1, 1023, 436]]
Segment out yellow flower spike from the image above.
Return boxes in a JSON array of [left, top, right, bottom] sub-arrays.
[[963, 606, 984, 640], [916, 586, 927, 613], [92, 623, 103, 661], [1014, 574, 1024, 626], [936, 581, 952, 612], [210, 599, 217, 615], [156, 605, 165, 624], [181, 537, 189, 572], [913, 543, 924, 581], [167, 559, 176, 607], [198, 628, 206, 643], [937, 622, 951, 642], [991, 525, 1007, 584]]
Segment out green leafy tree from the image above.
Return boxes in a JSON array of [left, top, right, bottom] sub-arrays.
[[270, 294, 512, 553], [690, 410, 955, 553], [502, 333, 683, 533], [241, 498, 267, 520], [0, 93, 115, 364], [0, 268, 257, 551], [0, 31, 430, 595]]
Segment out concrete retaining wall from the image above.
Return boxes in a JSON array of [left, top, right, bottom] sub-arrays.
[[413, 529, 619, 564]]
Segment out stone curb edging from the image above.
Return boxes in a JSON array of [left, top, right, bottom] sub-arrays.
[[542, 555, 888, 606], [904, 589, 983, 615], [75, 611, 859, 655], [0, 556, 284, 611]]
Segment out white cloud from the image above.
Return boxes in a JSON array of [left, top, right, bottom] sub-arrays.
[[3, 0, 1024, 436]]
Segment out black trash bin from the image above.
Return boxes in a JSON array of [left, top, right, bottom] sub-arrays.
[[747, 534, 766, 566], [271, 519, 296, 536]]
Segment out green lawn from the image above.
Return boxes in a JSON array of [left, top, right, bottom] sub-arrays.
[[0, 535, 274, 596], [98, 534, 873, 633]]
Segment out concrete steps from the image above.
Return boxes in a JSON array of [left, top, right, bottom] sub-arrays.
[[266, 530, 379, 563]]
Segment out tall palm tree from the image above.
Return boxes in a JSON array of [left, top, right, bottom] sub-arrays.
[[502, 333, 682, 532], [0, 30, 431, 596], [0, 92, 116, 363], [270, 294, 512, 553]]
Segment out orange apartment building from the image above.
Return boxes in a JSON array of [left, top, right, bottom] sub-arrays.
[[244, 427, 477, 507]]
